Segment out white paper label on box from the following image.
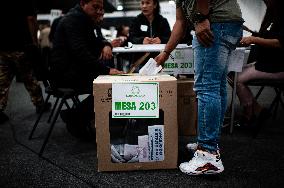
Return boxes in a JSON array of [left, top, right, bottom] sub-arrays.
[[112, 82, 159, 118], [138, 135, 149, 162], [148, 125, 164, 161], [162, 48, 194, 75]]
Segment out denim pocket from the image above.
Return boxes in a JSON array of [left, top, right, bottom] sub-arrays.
[[218, 23, 243, 50]]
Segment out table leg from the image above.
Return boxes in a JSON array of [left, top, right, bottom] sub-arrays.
[[114, 54, 118, 69], [230, 72, 238, 134]]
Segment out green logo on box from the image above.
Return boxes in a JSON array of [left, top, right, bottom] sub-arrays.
[[115, 102, 137, 110], [126, 86, 146, 98]]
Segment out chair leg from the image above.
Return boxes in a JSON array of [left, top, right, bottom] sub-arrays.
[[64, 100, 71, 109], [269, 88, 281, 119], [71, 96, 80, 107], [279, 91, 284, 110], [47, 97, 60, 123], [29, 94, 51, 140], [255, 86, 265, 100], [275, 88, 284, 108], [39, 96, 67, 157], [230, 72, 238, 134], [74, 95, 81, 104]]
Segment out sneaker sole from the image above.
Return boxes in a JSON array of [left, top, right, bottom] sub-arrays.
[[179, 165, 224, 175]]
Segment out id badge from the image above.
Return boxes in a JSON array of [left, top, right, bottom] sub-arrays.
[[140, 25, 148, 32]]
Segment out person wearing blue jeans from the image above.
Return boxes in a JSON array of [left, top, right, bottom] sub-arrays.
[[193, 23, 243, 152], [155, 0, 243, 175]]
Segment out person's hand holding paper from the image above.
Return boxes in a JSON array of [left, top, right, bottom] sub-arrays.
[[139, 58, 162, 75]]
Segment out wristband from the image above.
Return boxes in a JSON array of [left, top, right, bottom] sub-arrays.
[[193, 12, 209, 24]]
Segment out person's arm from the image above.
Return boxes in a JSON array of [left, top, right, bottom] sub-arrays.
[[63, 17, 110, 74], [154, 7, 187, 66], [240, 36, 282, 48], [95, 27, 113, 60], [95, 28, 123, 74], [96, 27, 113, 48], [194, 0, 213, 47], [27, 15, 39, 46]]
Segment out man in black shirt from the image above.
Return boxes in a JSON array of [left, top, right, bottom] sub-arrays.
[[50, 0, 122, 139]]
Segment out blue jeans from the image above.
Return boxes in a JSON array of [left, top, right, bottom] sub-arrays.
[[192, 22, 243, 152]]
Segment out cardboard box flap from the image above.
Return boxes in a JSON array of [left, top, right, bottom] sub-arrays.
[[93, 74, 176, 84]]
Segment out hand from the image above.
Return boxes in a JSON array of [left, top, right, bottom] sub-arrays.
[[100, 46, 113, 60], [111, 38, 122, 47], [151, 37, 161, 44], [111, 37, 127, 47], [240, 36, 257, 46], [119, 36, 127, 42], [154, 51, 169, 66], [109, 68, 124, 75], [143, 37, 152, 44], [195, 19, 214, 47]]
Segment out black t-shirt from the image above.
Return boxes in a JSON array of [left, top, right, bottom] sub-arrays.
[[0, 0, 36, 51], [255, 16, 284, 73]]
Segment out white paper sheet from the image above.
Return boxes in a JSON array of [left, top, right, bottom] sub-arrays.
[[139, 58, 162, 75], [228, 50, 246, 72]]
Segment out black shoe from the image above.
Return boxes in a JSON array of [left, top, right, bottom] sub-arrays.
[[60, 109, 74, 123], [36, 102, 52, 114], [0, 111, 9, 124], [251, 108, 271, 138], [258, 108, 271, 121], [241, 108, 271, 126], [237, 108, 271, 137], [66, 120, 95, 141], [60, 109, 95, 141]]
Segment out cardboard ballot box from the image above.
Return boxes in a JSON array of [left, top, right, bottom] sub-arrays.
[[93, 75, 177, 172], [177, 78, 197, 136]]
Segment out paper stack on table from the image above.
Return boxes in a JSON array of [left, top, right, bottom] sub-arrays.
[[139, 58, 162, 75]]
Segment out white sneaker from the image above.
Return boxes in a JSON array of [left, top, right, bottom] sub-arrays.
[[179, 150, 224, 175]]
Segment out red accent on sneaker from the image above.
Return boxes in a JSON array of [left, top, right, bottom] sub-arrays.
[[195, 163, 220, 172]]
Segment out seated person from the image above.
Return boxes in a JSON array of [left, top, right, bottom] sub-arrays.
[[50, 0, 122, 139], [111, 24, 130, 48], [111, 24, 131, 71], [128, 0, 171, 71], [236, 0, 284, 125]]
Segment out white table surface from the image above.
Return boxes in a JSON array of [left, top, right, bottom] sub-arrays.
[[113, 44, 190, 53]]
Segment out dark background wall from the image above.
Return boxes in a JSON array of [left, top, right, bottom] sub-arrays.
[[36, 0, 116, 14]]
